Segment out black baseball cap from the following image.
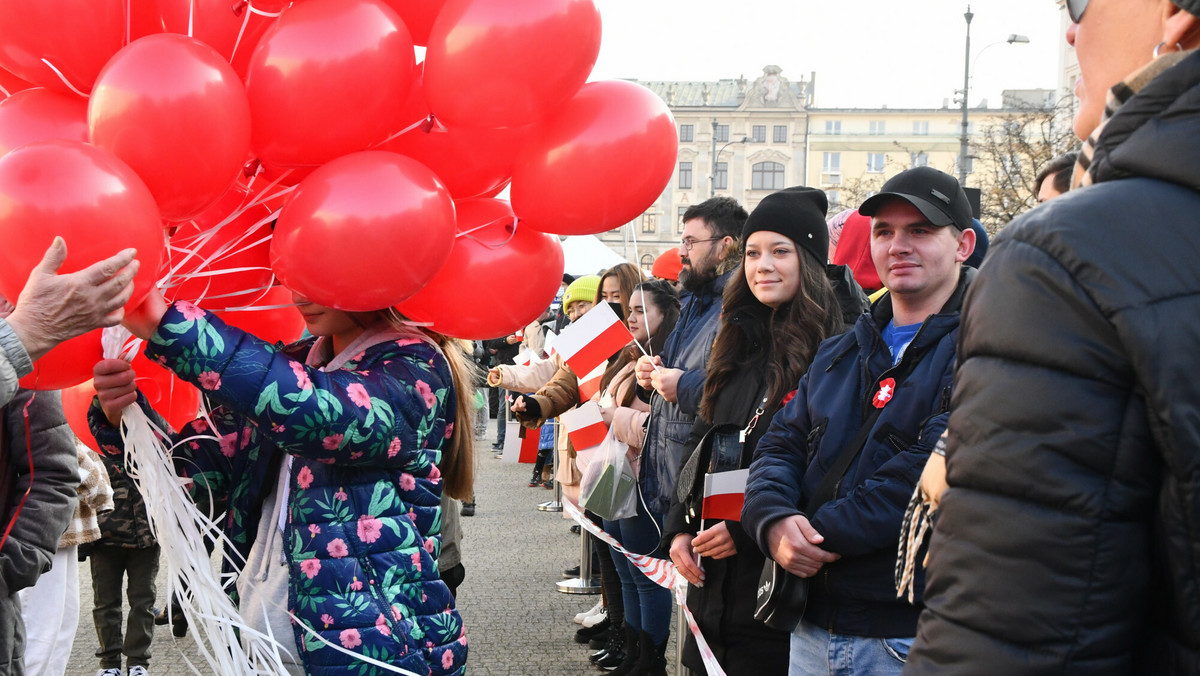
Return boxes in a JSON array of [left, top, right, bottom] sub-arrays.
[[859, 166, 972, 231]]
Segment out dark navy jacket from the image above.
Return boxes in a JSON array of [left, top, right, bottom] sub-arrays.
[[742, 269, 972, 637]]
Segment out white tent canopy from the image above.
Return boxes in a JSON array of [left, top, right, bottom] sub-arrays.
[[560, 235, 629, 277]]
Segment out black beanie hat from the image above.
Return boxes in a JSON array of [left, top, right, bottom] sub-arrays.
[[1175, 0, 1200, 16], [741, 186, 830, 265]]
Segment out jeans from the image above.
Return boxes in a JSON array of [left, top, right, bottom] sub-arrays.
[[789, 619, 913, 676], [601, 501, 671, 644]]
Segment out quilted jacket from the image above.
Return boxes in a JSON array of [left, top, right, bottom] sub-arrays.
[[90, 301, 466, 676]]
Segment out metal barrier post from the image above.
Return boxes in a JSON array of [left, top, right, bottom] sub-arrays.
[[556, 530, 601, 594]]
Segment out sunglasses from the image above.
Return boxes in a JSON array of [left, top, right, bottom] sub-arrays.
[[1066, 0, 1087, 23]]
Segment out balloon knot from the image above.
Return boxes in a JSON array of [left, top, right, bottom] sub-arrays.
[[243, 159, 261, 178], [232, 0, 248, 17], [419, 115, 437, 134]]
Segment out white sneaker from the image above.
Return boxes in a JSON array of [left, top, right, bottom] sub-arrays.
[[128, 667, 148, 676], [573, 600, 604, 624], [96, 669, 123, 676], [580, 606, 608, 629]]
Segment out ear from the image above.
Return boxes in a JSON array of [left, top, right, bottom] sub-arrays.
[[955, 226, 977, 263], [1164, 2, 1200, 50]]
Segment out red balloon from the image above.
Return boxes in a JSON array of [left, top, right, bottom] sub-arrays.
[[0, 0, 126, 95], [60, 379, 102, 452], [245, 0, 416, 167], [217, 284, 306, 345], [18, 328, 104, 391], [0, 66, 33, 101], [382, 66, 530, 199], [271, 151, 455, 311], [0, 140, 165, 312], [511, 80, 678, 236], [156, 0, 276, 78], [397, 198, 563, 339], [0, 88, 89, 158], [89, 35, 252, 222], [164, 187, 275, 309], [389, 0, 445, 46], [424, 0, 600, 129]]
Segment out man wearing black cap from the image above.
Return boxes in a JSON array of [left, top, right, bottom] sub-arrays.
[[742, 166, 975, 675]]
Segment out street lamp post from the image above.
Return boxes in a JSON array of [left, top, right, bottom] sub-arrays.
[[957, 6, 974, 185], [709, 118, 748, 197]]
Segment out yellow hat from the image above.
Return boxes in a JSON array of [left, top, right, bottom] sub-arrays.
[[563, 275, 600, 310]]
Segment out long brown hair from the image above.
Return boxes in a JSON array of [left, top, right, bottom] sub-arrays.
[[594, 262, 643, 321], [699, 245, 844, 422], [598, 280, 681, 407]]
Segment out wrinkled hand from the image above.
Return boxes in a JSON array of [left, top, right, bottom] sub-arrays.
[[511, 395, 527, 413], [6, 238, 138, 361], [93, 359, 137, 427], [650, 367, 683, 403], [692, 521, 737, 560], [486, 367, 503, 387], [635, 355, 661, 389], [122, 287, 168, 341], [669, 533, 704, 586], [766, 514, 840, 578]]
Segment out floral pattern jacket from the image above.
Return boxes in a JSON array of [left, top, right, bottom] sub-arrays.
[[88, 302, 466, 676]]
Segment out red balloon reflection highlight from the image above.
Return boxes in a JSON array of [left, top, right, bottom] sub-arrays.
[[0, 88, 88, 159]]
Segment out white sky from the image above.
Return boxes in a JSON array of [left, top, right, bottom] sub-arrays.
[[589, 0, 1067, 109]]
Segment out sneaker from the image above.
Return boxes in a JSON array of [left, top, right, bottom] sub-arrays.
[[153, 606, 167, 625], [573, 600, 603, 624], [460, 502, 475, 517], [96, 669, 123, 676], [563, 564, 580, 579], [128, 667, 149, 676], [542, 479, 554, 489], [580, 607, 609, 629]]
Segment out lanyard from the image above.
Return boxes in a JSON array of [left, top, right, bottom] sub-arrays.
[[739, 395, 770, 444]]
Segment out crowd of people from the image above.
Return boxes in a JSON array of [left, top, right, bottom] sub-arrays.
[[1, 1, 1199, 674]]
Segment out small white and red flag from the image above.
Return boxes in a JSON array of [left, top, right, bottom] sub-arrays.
[[514, 348, 537, 367], [543, 330, 558, 356], [501, 422, 540, 464], [701, 469, 749, 522], [561, 401, 609, 451], [554, 302, 633, 385], [872, 377, 896, 409], [577, 362, 606, 401]]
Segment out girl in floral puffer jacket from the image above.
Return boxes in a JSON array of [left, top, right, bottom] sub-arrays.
[[90, 290, 475, 676]]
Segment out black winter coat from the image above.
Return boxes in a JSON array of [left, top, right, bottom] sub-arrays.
[[906, 50, 1200, 676]]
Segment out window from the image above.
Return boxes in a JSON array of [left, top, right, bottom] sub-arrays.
[[751, 161, 785, 190], [677, 207, 688, 232], [640, 253, 655, 271], [911, 152, 929, 167], [869, 120, 886, 135], [821, 152, 841, 185], [913, 121, 929, 135], [679, 124, 694, 142], [867, 153, 886, 173], [824, 120, 841, 135], [751, 125, 766, 143], [641, 212, 657, 233], [713, 161, 728, 190], [773, 125, 788, 143], [714, 124, 729, 143], [678, 161, 692, 189]]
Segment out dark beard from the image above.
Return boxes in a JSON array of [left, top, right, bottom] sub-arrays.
[[679, 263, 717, 293]]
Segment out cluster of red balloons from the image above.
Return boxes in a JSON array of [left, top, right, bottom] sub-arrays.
[[0, 0, 680, 395]]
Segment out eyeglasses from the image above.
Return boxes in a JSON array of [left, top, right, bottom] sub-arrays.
[[1066, 0, 1087, 23], [680, 237, 720, 252]]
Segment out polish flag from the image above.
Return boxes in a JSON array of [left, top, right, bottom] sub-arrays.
[[701, 469, 749, 522], [554, 302, 633, 386], [514, 348, 537, 367], [577, 362, 606, 401], [543, 330, 558, 356], [501, 421, 540, 463], [561, 401, 608, 451]]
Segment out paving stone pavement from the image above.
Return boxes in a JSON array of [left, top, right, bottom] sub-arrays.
[[65, 425, 679, 675]]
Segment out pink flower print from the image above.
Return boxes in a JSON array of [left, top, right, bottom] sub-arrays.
[[320, 613, 334, 628], [300, 558, 321, 579], [290, 361, 312, 390], [198, 371, 221, 391], [444, 422, 454, 439], [414, 380, 436, 409], [240, 427, 252, 447], [399, 473, 416, 491], [375, 614, 392, 637], [349, 451, 363, 460], [189, 441, 199, 451], [322, 434, 343, 450], [346, 383, 371, 409], [334, 489, 348, 501], [218, 432, 237, 458], [421, 592, 427, 603], [458, 631, 467, 646], [428, 464, 441, 481], [101, 444, 120, 455], [442, 650, 454, 670], [410, 551, 422, 572], [423, 538, 435, 554], [190, 419, 209, 433], [352, 351, 366, 363], [391, 605, 403, 621], [296, 465, 313, 490], [395, 338, 422, 347], [272, 423, 286, 433], [155, 354, 168, 365], [326, 538, 348, 558], [308, 524, 320, 537], [387, 437, 401, 458], [349, 577, 363, 591], [357, 515, 383, 544], [340, 628, 362, 649], [176, 301, 206, 322]]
